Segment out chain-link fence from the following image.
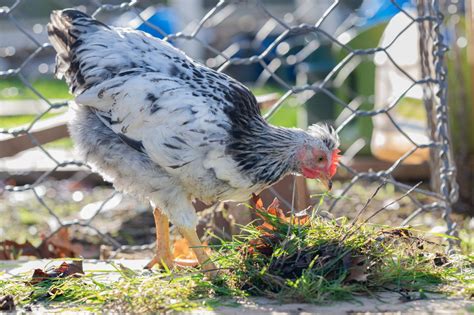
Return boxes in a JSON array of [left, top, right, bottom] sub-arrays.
[[0, 0, 459, 254]]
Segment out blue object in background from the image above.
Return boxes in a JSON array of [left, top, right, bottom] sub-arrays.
[[136, 7, 177, 39], [357, 0, 414, 28], [356, 0, 451, 45]]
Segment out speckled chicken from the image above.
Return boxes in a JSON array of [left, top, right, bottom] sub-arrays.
[[47, 9, 341, 273]]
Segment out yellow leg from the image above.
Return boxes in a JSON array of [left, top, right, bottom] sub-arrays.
[[145, 208, 174, 269], [176, 226, 217, 276]]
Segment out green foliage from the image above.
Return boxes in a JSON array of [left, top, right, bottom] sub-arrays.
[[446, 18, 474, 151], [0, 78, 71, 100], [0, 112, 61, 129], [215, 213, 472, 304]]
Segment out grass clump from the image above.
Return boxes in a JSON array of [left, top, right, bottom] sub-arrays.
[[214, 205, 472, 304], [1, 200, 472, 312], [0, 262, 241, 312]]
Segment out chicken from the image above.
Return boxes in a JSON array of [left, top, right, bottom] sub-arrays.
[[47, 9, 341, 273]]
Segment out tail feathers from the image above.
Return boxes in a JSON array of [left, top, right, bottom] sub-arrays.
[[47, 9, 109, 91]]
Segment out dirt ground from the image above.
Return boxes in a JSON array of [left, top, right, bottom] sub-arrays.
[[191, 295, 474, 315], [2, 259, 473, 315]]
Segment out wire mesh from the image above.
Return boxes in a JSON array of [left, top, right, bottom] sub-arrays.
[[0, 0, 459, 253]]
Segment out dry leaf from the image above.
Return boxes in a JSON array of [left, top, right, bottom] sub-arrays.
[[0, 228, 81, 260], [245, 197, 310, 256], [0, 295, 15, 311], [252, 193, 264, 210], [256, 197, 310, 229], [289, 209, 310, 225], [266, 198, 286, 220], [345, 256, 369, 282], [29, 261, 84, 285], [381, 228, 412, 238], [0, 240, 39, 260], [40, 227, 82, 258], [247, 235, 278, 256]]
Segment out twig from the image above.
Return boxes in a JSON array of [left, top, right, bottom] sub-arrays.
[[348, 179, 387, 229], [343, 182, 422, 242], [358, 182, 422, 227]]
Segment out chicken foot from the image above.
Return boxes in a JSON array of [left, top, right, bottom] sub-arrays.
[[145, 208, 174, 269], [176, 226, 218, 277], [145, 208, 217, 277]]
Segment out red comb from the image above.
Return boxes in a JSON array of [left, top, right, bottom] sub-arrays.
[[329, 149, 341, 177]]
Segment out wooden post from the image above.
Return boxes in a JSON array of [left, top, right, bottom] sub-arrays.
[[0, 114, 69, 158], [467, 0, 474, 131], [465, 0, 474, 212]]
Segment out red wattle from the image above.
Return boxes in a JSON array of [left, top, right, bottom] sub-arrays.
[[329, 149, 341, 177]]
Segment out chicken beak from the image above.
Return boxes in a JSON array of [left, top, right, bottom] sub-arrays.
[[319, 175, 333, 191]]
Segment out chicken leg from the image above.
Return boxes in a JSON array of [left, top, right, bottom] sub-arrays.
[[145, 208, 174, 269], [176, 225, 217, 276]]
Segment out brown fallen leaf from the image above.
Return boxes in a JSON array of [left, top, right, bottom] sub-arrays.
[[29, 261, 84, 285], [0, 240, 39, 260], [263, 198, 287, 221], [39, 227, 82, 258], [244, 197, 310, 256], [345, 256, 369, 282], [255, 197, 310, 227], [381, 228, 412, 238], [0, 228, 81, 260], [247, 234, 279, 256], [0, 295, 15, 311], [252, 193, 264, 210]]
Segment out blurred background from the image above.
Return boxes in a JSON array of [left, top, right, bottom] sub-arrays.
[[0, 0, 472, 258]]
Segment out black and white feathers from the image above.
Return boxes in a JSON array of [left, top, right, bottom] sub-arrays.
[[47, 9, 339, 227]]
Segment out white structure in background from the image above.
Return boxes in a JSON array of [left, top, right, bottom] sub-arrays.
[[371, 10, 430, 164], [170, 0, 204, 61], [295, 0, 343, 32]]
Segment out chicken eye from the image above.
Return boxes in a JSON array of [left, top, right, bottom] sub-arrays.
[[318, 156, 324, 162]]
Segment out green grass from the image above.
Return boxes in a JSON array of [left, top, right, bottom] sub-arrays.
[[215, 210, 473, 303], [1, 198, 472, 312], [0, 78, 71, 100], [0, 111, 73, 149], [253, 85, 299, 128], [0, 112, 62, 129], [396, 97, 426, 121], [43, 137, 74, 149], [0, 264, 238, 313]]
